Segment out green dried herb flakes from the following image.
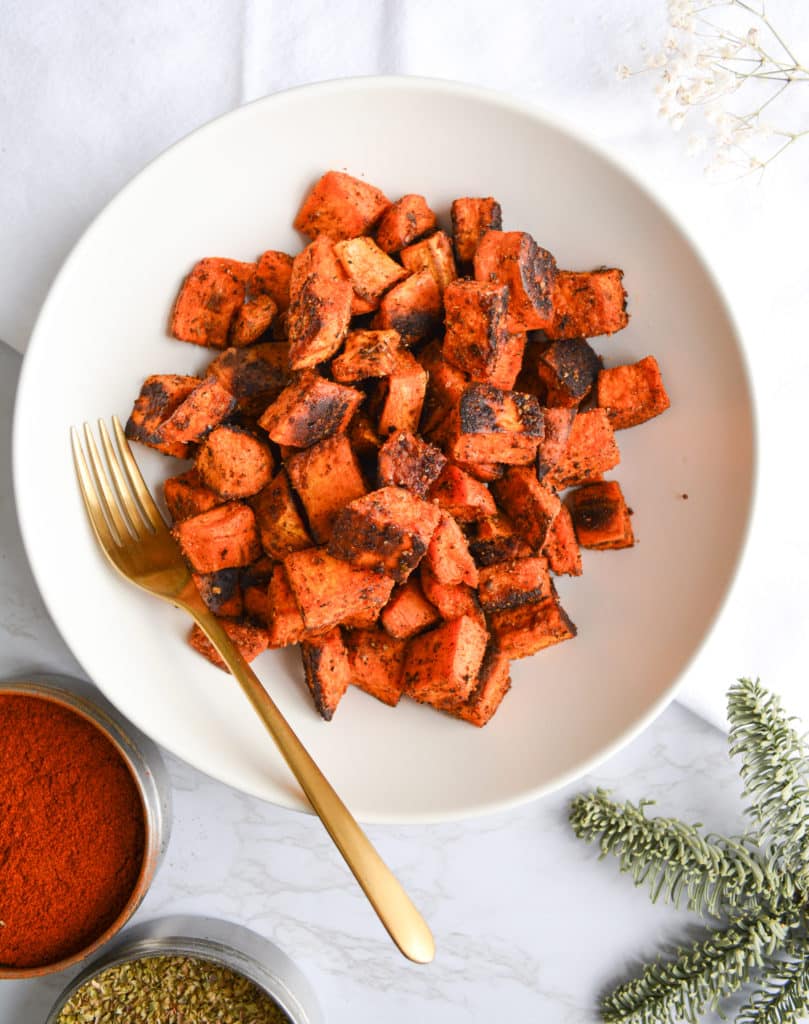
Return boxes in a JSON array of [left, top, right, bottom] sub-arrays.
[[57, 954, 291, 1024]]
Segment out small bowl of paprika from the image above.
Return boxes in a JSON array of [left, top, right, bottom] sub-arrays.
[[0, 674, 171, 977]]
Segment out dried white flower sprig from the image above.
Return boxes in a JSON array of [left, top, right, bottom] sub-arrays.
[[618, 0, 809, 177]]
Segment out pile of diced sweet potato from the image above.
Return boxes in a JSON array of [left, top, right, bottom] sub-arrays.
[[125, 170, 670, 727]]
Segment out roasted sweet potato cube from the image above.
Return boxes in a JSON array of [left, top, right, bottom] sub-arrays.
[[300, 627, 352, 721], [252, 250, 294, 311], [428, 464, 497, 522], [424, 512, 478, 587], [164, 470, 223, 522], [206, 343, 290, 418], [380, 577, 441, 639], [546, 269, 629, 340], [566, 480, 634, 549], [449, 384, 544, 466], [404, 615, 489, 710], [195, 426, 274, 500], [537, 407, 576, 483], [420, 565, 484, 625], [328, 486, 440, 582], [173, 502, 261, 573], [170, 258, 253, 348], [451, 197, 503, 264], [400, 231, 457, 293], [545, 409, 620, 489], [334, 236, 409, 307], [492, 468, 562, 551], [485, 331, 527, 391], [285, 435, 367, 543], [330, 329, 402, 383], [192, 568, 243, 618], [597, 355, 670, 430], [489, 596, 577, 659], [542, 503, 582, 576], [348, 411, 382, 460], [243, 583, 271, 625], [377, 352, 428, 436], [443, 280, 511, 381], [377, 430, 446, 498], [294, 170, 391, 241], [451, 645, 512, 727], [288, 235, 372, 318], [188, 620, 268, 670], [284, 548, 394, 632], [229, 294, 277, 347], [474, 231, 557, 331], [250, 471, 312, 560], [375, 194, 437, 253], [371, 270, 442, 346], [125, 374, 203, 458], [266, 564, 309, 647], [470, 514, 533, 566], [258, 372, 363, 448], [536, 338, 602, 408], [345, 628, 408, 707], [418, 340, 470, 443], [287, 271, 352, 370], [477, 557, 551, 612], [156, 377, 237, 448], [453, 459, 504, 483]]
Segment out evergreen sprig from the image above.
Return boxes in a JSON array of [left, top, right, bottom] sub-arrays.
[[570, 679, 809, 1024]]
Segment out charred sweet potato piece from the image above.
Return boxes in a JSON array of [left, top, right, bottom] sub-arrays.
[[334, 236, 409, 307], [375, 194, 437, 253], [328, 486, 441, 582], [420, 565, 484, 625], [229, 294, 277, 346], [477, 556, 551, 612], [243, 583, 271, 625], [546, 269, 628, 340], [485, 331, 527, 391], [424, 512, 479, 587], [449, 384, 544, 466], [542, 504, 582, 576], [164, 470, 223, 522], [170, 258, 253, 348], [286, 434, 367, 543], [377, 430, 446, 498], [371, 270, 442, 346], [473, 231, 557, 331], [400, 231, 457, 293], [287, 270, 352, 370], [428, 464, 497, 522], [470, 513, 533, 566], [451, 645, 512, 727], [258, 371, 363, 448], [206, 343, 290, 418], [192, 568, 243, 618], [418, 340, 471, 443], [348, 411, 382, 460], [377, 352, 428, 437], [196, 426, 274, 500], [566, 480, 634, 549], [403, 615, 489, 711], [451, 197, 503, 264], [157, 377, 237, 448], [491, 467, 562, 551], [250, 471, 312, 560], [188, 620, 268, 670], [125, 374, 203, 458], [294, 170, 391, 242], [283, 547, 394, 632], [331, 329, 402, 383], [597, 355, 670, 429], [300, 627, 352, 721], [537, 407, 576, 483], [266, 564, 309, 647], [173, 502, 261, 573], [489, 595, 577, 659], [380, 577, 441, 639], [443, 280, 511, 382], [545, 409, 620, 489], [252, 250, 294, 312], [536, 338, 602, 408], [288, 235, 374, 318], [345, 628, 408, 707]]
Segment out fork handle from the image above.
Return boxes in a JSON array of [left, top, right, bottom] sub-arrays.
[[185, 596, 435, 965]]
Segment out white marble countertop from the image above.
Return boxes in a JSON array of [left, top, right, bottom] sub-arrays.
[[0, 337, 747, 1022]]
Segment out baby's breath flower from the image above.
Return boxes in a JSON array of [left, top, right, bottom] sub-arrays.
[[616, 64, 631, 81]]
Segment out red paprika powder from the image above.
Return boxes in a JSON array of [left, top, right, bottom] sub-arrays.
[[0, 693, 146, 968]]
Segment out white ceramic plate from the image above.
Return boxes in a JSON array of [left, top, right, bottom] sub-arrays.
[[13, 77, 755, 823]]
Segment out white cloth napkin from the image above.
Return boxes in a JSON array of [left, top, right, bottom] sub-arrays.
[[4, 0, 809, 732]]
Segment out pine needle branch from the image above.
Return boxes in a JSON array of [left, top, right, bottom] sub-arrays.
[[602, 914, 796, 1024], [728, 678, 809, 876], [570, 789, 794, 917], [736, 938, 809, 1024]]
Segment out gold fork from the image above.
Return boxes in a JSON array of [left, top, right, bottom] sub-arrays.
[[71, 416, 435, 965]]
